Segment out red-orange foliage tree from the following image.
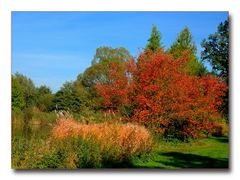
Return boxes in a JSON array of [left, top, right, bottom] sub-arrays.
[[95, 59, 136, 111], [95, 50, 227, 140], [131, 50, 227, 139]]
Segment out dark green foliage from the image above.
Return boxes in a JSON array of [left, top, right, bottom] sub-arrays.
[[146, 25, 163, 51], [201, 19, 229, 82], [35, 150, 66, 169], [52, 82, 81, 113], [169, 27, 207, 76]]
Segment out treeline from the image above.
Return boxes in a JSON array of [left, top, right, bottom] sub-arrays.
[[12, 20, 229, 140]]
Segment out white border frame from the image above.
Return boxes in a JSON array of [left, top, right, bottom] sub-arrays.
[[1, 0, 239, 179]]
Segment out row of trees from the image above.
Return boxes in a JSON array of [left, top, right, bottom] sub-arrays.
[[12, 19, 229, 139]]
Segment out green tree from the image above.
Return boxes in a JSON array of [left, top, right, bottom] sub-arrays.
[[92, 46, 131, 64], [169, 27, 207, 76], [52, 82, 81, 113], [146, 25, 163, 51], [36, 85, 53, 112], [12, 73, 36, 108], [201, 19, 229, 119], [12, 75, 25, 110], [73, 74, 95, 110], [201, 19, 229, 82]]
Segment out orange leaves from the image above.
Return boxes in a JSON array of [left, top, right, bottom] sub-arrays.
[[132, 50, 227, 138], [52, 118, 153, 156], [95, 61, 134, 109]]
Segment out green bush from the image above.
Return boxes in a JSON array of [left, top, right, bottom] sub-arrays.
[[12, 135, 145, 169]]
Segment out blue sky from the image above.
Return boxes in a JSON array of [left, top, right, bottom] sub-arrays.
[[12, 12, 228, 92]]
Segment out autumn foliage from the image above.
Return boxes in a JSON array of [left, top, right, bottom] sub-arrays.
[[95, 50, 227, 140], [95, 59, 136, 110]]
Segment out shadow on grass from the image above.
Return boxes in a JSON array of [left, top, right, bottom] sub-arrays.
[[102, 159, 134, 168], [210, 136, 229, 144], [136, 152, 228, 168]]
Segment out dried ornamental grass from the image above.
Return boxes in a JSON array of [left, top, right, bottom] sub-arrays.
[[52, 118, 153, 156]]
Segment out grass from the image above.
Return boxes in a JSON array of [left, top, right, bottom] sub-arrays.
[[132, 136, 229, 168], [12, 112, 229, 169]]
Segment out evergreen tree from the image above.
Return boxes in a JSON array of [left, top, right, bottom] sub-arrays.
[[146, 25, 163, 51], [169, 27, 207, 76]]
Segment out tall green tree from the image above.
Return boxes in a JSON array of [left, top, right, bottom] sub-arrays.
[[169, 27, 207, 76], [146, 25, 163, 51], [201, 19, 229, 82], [201, 19, 229, 119]]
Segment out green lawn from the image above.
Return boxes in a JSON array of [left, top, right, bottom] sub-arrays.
[[132, 136, 229, 168]]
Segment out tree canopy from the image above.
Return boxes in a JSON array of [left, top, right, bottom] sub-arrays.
[[201, 19, 229, 82]]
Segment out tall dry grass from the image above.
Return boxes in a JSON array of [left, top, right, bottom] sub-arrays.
[[52, 118, 153, 158]]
